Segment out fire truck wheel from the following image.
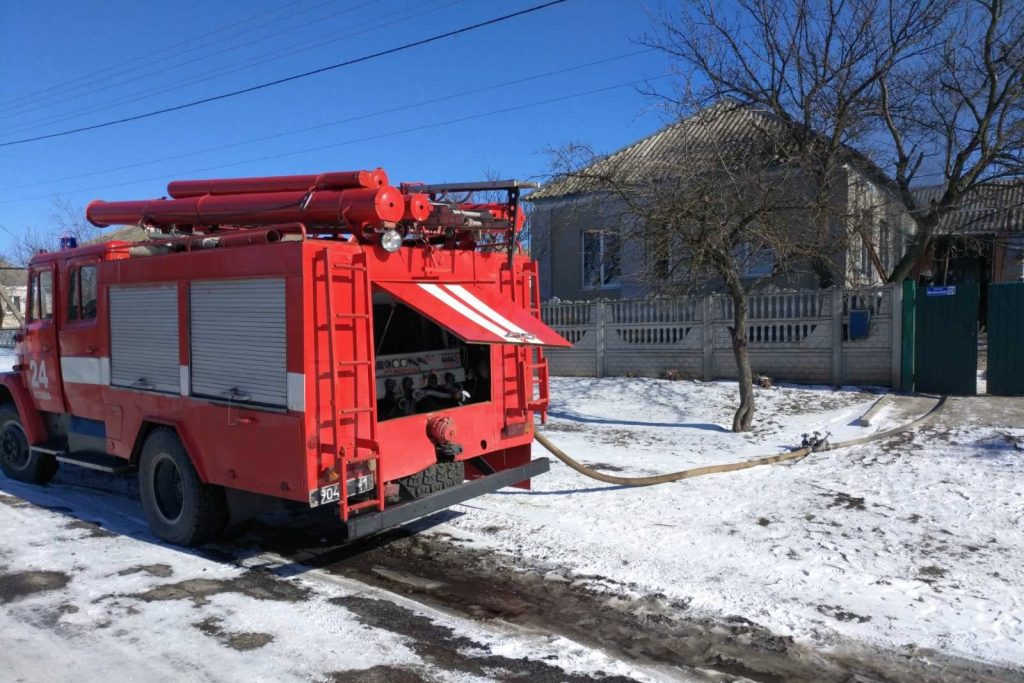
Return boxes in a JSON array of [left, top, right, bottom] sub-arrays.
[[0, 404, 57, 485], [139, 429, 228, 547], [398, 461, 465, 500]]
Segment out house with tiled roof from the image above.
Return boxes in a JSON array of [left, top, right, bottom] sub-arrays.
[[526, 101, 913, 300]]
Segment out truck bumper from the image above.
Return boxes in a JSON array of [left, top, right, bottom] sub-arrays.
[[342, 457, 550, 541]]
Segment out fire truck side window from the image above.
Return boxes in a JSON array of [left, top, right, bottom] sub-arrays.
[[80, 266, 97, 319], [27, 272, 37, 321], [39, 271, 53, 320], [67, 268, 80, 321], [66, 265, 98, 322]]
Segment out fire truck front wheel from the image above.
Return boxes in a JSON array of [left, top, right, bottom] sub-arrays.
[[0, 404, 57, 485], [139, 429, 228, 547]]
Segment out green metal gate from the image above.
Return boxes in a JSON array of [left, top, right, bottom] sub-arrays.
[[914, 283, 979, 395], [987, 283, 1024, 395]]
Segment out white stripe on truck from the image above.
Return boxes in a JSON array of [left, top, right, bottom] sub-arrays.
[[418, 283, 509, 341], [444, 284, 537, 340], [60, 356, 106, 385]]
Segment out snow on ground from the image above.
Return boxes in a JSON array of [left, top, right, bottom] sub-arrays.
[[0, 477, 664, 683], [436, 377, 1024, 668], [1, 343, 1020, 674], [0, 345, 663, 683], [0, 489, 420, 682]]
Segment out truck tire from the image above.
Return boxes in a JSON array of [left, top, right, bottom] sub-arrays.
[[0, 404, 57, 485], [138, 429, 228, 547], [398, 461, 465, 500]]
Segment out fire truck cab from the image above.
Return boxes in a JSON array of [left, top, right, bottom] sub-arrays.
[[0, 171, 567, 546]]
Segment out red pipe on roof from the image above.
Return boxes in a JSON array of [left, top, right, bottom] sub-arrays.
[[86, 186, 404, 228], [165, 168, 389, 198], [403, 193, 431, 222]]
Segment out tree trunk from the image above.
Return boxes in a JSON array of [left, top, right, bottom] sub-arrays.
[[887, 215, 938, 284], [728, 291, 755, 432]]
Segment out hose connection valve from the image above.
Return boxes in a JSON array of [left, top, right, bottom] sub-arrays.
[[800, 431, 832, 452], [426, 416, 463, 462]]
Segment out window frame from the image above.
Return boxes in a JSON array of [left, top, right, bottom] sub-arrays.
[[860, 236, 873, 279], [65, 262, 99, 324], [67, 266, 80, 322], [580, 229, 622, 290], [27, 271, 38, 322], [737, 243, 774, 279], [879, 219, 891, 272], [30, 268, 54, 322]]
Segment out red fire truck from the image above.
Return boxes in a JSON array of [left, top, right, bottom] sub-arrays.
[[0, 170, 567, 546]]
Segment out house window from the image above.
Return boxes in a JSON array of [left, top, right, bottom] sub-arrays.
[[581, 230, 621, 289], [67, 265, 98, 322], [647, 236, 669, 280], [861, 237, 873, 279], [879, 220, 891, 272], [736, 243, 774, 278], [653, 251, 670, 280]]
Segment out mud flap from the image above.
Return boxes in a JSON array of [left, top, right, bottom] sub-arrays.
[[464, 444, 532, 489]]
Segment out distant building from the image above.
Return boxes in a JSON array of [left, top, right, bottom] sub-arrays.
[[911, 180, 1024, 286], [0, 260, 26, 328]]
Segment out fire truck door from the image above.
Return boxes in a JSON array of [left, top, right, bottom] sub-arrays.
[[58, 259, 103, 421], [22, 264, 66, 412]]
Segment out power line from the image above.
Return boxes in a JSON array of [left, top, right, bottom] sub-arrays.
[[3, 50, 652, 192], [0, 0, 316, 110], [0, 0, 387, 129], [0, 1, 455, 137], [0, 0, 569, 148], [0, 74, 664, 204], [0, 0, 361, 122]]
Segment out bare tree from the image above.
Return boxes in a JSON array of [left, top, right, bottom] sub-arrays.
[[644, 0, 1024, 282], [1, 196, 100, 267], [548, 103, 847, 431]]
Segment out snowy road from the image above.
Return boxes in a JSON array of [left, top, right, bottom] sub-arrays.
[[2, 377, 1023, 682], [0, 475, 673, 683]]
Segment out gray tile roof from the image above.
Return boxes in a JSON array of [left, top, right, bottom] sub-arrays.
[[911, 181, 1024, 234], [527, 100, 895, 201], [529, 101, 779, 200]]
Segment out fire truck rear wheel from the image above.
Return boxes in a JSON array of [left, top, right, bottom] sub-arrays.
[[139, 429, 228, 547], [0, 404, 57, 485], [398, 461, 465, 500]]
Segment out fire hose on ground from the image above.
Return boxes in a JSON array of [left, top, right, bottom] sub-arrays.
[[533, 396, 947, 487]]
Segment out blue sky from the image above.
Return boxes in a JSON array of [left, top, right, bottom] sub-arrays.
[[0, 0, 675, 243]]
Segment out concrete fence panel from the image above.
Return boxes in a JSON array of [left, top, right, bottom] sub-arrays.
[[542, 284, 900, 387]]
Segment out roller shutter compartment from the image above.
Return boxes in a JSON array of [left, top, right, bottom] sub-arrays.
[[109, 284, 180, 394], [190, 278, 287, 408]]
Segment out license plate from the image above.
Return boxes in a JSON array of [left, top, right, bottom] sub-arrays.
[[308, 474, 374, 508]]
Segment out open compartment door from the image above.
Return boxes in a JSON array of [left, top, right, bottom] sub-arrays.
[[375, 281, 570, 347]]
